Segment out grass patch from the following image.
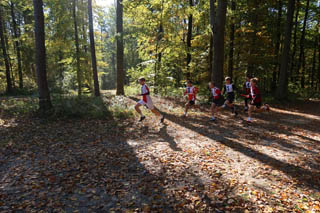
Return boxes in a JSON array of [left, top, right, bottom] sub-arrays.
[[0, 93, 135, 120], [0, 97, 38, 116], [51, 95, 111, 119]]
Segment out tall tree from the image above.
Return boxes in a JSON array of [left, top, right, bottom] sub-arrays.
[[88, 0, 100, 96], [297, 0, 310, 88], [10, 1, 23, 89], [246, 0, 259, 77], [33, 0, 52, 111], [271, 0, 282, 91], [290, 0, 300, 80], [311, 37, 317, 88], [73, 0, 82, 96], [116, 0, 124, 95], [0, 6, 12, 93], [186, 0, 193, 76], [228, 0, 236, 79], [276, 0, 295, 99], [209, 0, 215, 81], [211, 0, 227, 89]]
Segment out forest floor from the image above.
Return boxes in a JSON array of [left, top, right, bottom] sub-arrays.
[[0, 93, 320, 212]]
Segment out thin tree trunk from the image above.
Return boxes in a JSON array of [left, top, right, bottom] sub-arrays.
[[73, 0, 82, 96], [297, 0, 310, 88], [228, 0, 235, 79], [10, 2, 23, 89], [0, 7, 13, 94], [318, 34, 320, 91], [88, 0, 100, 96], [276, 0, 295, 99], [311, 38, 317, 88], [272, 0, 282, 91], [33, 0, 52, 111], [211, 0, 227, 89], [247, 0, 258, 77], [209, 0, 215, 81], [290, 0, 300, 81], [186, 0, 193, 76], [116, 0, 124, 95]]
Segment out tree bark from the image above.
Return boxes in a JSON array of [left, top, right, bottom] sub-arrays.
[[186, 0, 193, 76], [211, 0, 227, 89], [228, 0, 236, 80], [311, 38, 317, 88], [276, 0, 295, 99], [88, 0, 100, 96], [297, 0, 310, 88], [247, 0, 258, 77], [318, 34, 320, 91], [10, 2, 23, 89], [290, 0, 299, 81], [209, 0, 215, 81], [73, 0, 82, 96], [33, 0, 52, 111], [116, 0, 124, 95], [271, 0, 282, 91], [0, 7, 13, 94]]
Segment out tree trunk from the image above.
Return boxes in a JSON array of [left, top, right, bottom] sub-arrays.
[[88, 0, 100, 96], [297, 0, 310, 88], [154, 23, 163, 94], [10, 2, 23, 89], [33, 0, 52, 111], [0, 7, 13, 94], [247, 0, 258, 77], [73, 0, 82, 96], [116, 0, 124, 95], [209, 0, 215, 81], [311, 38, 317, 88], [271, 0, 282, 91], [186, 0, 193, 76], [318, 35, 320, 91], [228, 0, 235, 79], [276, 0, 295, 99], [211, 0, 227, 89], [290, 0, 299, 81]]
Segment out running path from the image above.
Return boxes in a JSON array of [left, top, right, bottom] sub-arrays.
[[126, 96, 320, 212], [0, 96, 319, 212]]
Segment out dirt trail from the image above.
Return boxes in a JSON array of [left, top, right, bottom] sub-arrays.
[[0, 96, 320, 212]]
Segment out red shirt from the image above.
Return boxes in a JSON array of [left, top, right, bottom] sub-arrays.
[[141, 84, 150, 103], [211, 87, 222, 100], [250, 85, 261, 103], [184, 86, 198, 101]]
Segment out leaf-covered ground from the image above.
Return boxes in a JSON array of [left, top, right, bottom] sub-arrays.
[[1, 95, 320, 212]]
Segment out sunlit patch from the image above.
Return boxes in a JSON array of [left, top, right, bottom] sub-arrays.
[[272, 107, 320, 121], [0, 118, 17, 128]]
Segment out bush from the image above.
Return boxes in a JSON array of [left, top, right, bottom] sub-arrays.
[[52, 95, 111, 119]]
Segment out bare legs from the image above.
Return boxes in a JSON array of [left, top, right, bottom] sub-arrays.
[[184, 102, 191, 116]]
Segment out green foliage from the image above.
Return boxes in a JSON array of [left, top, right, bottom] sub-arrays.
[[0, 0, 320, 99], [0, 97, 38, 115]]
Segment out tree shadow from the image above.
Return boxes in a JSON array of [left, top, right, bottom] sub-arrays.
[[0, 96, 257, 211], [161, 112, 320, 191]]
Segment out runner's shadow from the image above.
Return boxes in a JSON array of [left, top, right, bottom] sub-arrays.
[[159, 123, 182, 151]]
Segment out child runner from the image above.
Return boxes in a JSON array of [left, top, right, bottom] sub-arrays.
[[183, 80, 198, 117], [135, 77, 165, 123], [209, 82, 225, 121], [243, 76, 251, 111], [247, 78, 270, 123], [222, 77, 238, 116]]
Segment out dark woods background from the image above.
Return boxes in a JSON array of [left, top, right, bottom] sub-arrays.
[[0, 0, 319, 110]]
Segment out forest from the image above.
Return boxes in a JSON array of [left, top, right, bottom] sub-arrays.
[[0, 0, 319, 103], [1, 0, 320, 212]]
